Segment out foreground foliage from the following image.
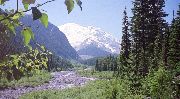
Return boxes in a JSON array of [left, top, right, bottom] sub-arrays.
[[142, 67, 174, 98], [0, 70, 51, 88], [0, 48, 50, 81], [20, 79, 144, 99], [0, 0, 83, 82]]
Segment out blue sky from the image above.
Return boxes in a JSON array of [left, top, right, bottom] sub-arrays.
[[2, 0, 180, 38]]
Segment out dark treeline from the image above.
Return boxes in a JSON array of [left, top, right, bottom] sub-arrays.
[[48, 55, 74, 71], [95, 55, 118, 72], [79, 57, 100, 66]]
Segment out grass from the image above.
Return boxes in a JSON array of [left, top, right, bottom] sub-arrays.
[[20, 70, 144, 99], [20, 80, 111, 99], [0, 70, 51, 88], [77, 70, 114, 79], [20, 79, 144, 99]]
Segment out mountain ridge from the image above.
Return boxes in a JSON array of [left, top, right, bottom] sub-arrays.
[[59, 23, 120, 58], [19, 16, 80, 60]]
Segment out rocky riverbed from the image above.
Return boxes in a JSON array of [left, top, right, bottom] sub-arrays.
[[0, 71, 96, 99]]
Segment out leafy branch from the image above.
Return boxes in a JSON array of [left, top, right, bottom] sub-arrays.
[[0, 0, 56, 22], [0, 0, 82, 47], [0, 0, 82, 22]]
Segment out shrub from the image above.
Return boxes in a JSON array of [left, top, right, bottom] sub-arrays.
[[142, 66, 173, 98], [0, 48, 50, 81], [0, 70, 51, 88]]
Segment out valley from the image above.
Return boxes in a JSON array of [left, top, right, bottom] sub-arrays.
[[0, 0, 179, 99]]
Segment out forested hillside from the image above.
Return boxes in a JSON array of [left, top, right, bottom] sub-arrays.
[[20, 15, 79, 60]]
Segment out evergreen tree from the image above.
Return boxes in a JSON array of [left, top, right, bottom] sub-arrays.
[[119, 7, 131, 78], [131, 0, 167, 76], [131, 0, 149, 76], [168, 5, 180, 71], [113, 57, 118, 72], [120, 7, 131, 59], [149, 0, 167, 69], [162, 23, 170, 67], [95, 59, 99, 71]]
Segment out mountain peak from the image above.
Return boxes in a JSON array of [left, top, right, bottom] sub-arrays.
[[59, 23, 120, 57], [61, 23, 82, 27]]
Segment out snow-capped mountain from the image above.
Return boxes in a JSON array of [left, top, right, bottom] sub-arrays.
[[58, 23, 120, 58]]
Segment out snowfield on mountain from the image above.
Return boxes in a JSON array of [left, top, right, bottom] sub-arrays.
[[59, 23, 120, 58]]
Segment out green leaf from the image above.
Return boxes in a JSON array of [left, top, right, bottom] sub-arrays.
[[21, 28, 34, 46], [34, 49, 39, 55], [4, 19, 16, 34], [65, 0, 74, 14], [40, 13, 48, 28], [8, 23, 15, 34], [12, 13, 22, 20], [12, 15, 19, 20], [27, 45, 32, 50], [0, 15, 5, 20], [22, 0, 35, 4], [32, 7, 42, 20], [76, 0, 82, 11], [0, 0, 8, 5], [10, 55, 18, 59], [40, 46, 45, 51], [22, 2, 29, 10], [42, 61, 47, 68]]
